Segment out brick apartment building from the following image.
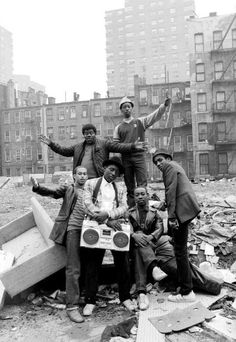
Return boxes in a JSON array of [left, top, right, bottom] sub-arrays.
[[189, 13, 236, 178]]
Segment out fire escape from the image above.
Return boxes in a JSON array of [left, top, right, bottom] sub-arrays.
[[209, 13, 236, 173]]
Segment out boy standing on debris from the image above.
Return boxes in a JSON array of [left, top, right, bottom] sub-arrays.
[[31, 166, 88, 323], [113, 97, 171, 207], [152, 150, 201, 303], [82, 156, 137, 316]]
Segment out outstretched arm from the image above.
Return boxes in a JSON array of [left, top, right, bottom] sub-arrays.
[[40, 134, 75, 157], [31, 176, 67, 199], [140, 98, 171, 129]]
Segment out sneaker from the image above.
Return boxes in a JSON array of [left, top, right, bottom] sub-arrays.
[[123, 299, 137, 311], [83, 304, 95, 316], [66, 308, 84, 323], [152, 266, 168, 282], [168, 290, 196, 303], [138, 293, 149, 311]]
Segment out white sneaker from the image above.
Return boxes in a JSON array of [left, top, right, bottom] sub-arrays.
[[168, 290, 196, 303], [83, 304, 95, 316], [138, 293, 149, 311], [152, 266, 168, 281]]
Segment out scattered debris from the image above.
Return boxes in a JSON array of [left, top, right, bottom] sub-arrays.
[[149, 302, 215, 334]]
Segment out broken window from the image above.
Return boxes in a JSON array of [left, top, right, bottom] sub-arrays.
[[199, 153, 209, 175], [198, 123, 208, 142]]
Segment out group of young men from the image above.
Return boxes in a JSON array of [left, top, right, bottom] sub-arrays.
[[31, 96, 221, 323]]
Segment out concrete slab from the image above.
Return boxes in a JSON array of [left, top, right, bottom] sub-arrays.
[[205, 312, 236, 341], [136, 289, 228, 342]]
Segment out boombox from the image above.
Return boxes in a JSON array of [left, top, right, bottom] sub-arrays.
[[80, 220, 130, 251]]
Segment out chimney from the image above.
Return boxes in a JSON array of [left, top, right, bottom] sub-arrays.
[[93, 92, 101, 99], [209, 12, 217, 17], [48, 97, 56, 105]]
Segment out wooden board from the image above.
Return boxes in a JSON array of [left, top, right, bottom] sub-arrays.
[[31, 197, 53, 245], [0, 211, 35, 245], [0, 251, 15, 309], [0, 198, 66, 298], [1, 244, 66, 297]]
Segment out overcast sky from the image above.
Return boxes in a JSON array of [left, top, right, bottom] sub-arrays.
[[0, 0, 235, 102]]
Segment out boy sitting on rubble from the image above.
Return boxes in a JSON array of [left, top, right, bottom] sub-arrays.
[[129, 186, 222, 310]]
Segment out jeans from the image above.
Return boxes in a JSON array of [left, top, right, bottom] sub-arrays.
[[172, 221, 193, 295], [65, 230, 81, 308], [134, 245, 156, 293], [122, 154, 147, 208], [133, 236, 221, 296], [85, 249, 131, 304]]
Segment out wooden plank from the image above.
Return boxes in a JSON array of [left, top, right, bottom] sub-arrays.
[[0, 211, 35, 245], [1, 245, 66, 297], [31, 197, 54, 246]]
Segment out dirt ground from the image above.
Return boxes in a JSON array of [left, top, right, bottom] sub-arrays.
[[0, 178, 236, 341]]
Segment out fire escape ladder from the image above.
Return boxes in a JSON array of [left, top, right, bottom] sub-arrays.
[[220, 51, 236, 80], [217, 13, 236, 50], [225, 90, 234, 104]]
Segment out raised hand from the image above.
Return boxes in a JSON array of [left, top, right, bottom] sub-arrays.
[[164, 97, 171, 108], [40, 134, 51, 146], [30, 176, 38, 188]]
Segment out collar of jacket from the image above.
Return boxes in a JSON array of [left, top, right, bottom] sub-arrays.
[[129, 205, 157, 224]]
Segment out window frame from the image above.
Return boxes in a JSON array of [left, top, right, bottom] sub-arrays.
[[199, 153, 209, 175], [196, 63, 205, 82]]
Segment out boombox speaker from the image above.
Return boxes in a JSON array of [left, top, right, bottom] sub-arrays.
[[80, 220, 130, 251]]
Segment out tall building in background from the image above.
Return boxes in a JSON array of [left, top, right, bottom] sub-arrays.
[[189, 13, 236, 178], [105, 0, 195, 97], [0, 25, 13, 84]]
